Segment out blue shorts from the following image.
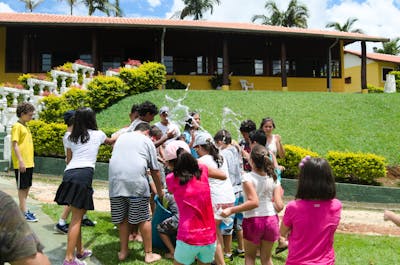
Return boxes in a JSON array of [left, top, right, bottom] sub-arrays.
[[221, 191, 244, 235], [174, 240, 217, 265]]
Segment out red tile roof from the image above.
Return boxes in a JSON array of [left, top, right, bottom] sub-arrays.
[[345, 50, 400, 64], [0, 12, 388, 43]]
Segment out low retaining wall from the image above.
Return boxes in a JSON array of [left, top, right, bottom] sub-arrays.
[[34, 156, 400, 204]]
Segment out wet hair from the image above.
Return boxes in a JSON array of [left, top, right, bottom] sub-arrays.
[[260, 117, 276, 129], [199, 139, 224, 168], [137, 101, 158, 117], [250, 144, 277, 181], [69, 107, 97, 144], [16, 102, 35, 118], [184, 111, 199, 131], [214, 129, 232, 145], [149, 125, 163, 138], [296, 157, 336, 200], [170, 147, 202, 185], [249, 129, 266, 146], [240, 120, 256, 133], [130, 104, 139, 114], [135, 122, 151, 132]]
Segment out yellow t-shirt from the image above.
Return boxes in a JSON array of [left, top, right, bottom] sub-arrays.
[[11, 122, 34, 169]]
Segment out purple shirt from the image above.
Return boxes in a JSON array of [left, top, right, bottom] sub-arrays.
[[283, 198, 342, 265], [166, 164, 216, 246]]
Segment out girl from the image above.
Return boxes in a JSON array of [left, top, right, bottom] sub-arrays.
[[164, 140, 217, 265], [193, 132, 235, 265], [221, 144, 284, 265], [280, 157, 341, 265], [260, 117, 285, 159], [55, 107, 114, 265]]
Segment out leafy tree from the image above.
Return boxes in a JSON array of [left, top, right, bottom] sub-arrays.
[[375, 38, 400, 55], [58, 0, 79, 15], [18, 0, 44, 12], [325, 17, 364, 33], [113, 0, 123, 17], [180, 0, 221, 20], [82, 0, 118, 16], [252, 0, 309, 28]]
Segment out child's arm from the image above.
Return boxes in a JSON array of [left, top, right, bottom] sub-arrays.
[[104, 137, 116, 145], [204, 165, 227, 180], [280, 221, 291, 238], [221, 181, 258, 217], [66, 148, 72, 165], [273, 185, 284, 213], [150, 169, 164, 199], [12, 141, 26, 173]]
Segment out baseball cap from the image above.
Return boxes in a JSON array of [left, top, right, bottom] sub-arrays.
[[193, 132, 213, 147], [159, 106, 169, 115], [164, 140, 190, 161], [63, 110, 75, 124]]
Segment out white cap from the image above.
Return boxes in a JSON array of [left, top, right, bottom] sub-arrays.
[[159, 106, 169, 115], [193, 132, 213, 147], [164, 140, 190, 161]]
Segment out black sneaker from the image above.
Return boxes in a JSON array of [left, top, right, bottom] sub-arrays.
[[55, 223, 69, 234], [82, 218, 96, 227]]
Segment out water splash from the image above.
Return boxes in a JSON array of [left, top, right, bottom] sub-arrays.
[[221, 107, 242, 142]]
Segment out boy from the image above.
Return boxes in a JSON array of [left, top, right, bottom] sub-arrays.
[[11, 102, 37, 222]]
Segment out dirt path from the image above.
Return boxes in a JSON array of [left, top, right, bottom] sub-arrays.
[[29, 180, 400, 237]]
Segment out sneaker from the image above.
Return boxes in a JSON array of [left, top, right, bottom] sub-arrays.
[[82, 218, 96, 227], [234, 249, 245, 258], [63, 258, 87, 265], [55, 223, 69, 234], [76, 249, 92, 260], [27, 210, 36, 217], [224, 253, 233, 263], [25, 212, 38, 222]]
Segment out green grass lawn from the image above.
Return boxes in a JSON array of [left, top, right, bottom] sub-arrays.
[[97, 90, 400, 165], [42, 204, 400, 265]]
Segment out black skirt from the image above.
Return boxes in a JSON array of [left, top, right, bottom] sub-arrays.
[[54, 167, 94, 210]]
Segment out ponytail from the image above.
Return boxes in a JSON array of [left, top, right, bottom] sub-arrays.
[[200, 139, 224, 168], [251, 144, 277, 181]]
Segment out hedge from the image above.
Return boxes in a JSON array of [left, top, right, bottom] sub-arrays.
[[277, 144, 319, 178]]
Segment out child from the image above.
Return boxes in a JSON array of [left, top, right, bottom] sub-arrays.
[[11, 102, 37, 222], [164, 140, 217, 265], [55, 107, 115, 265], [280, 157, 342, 265], [221, 144, 284, 265], [384, 210, 400, 226], [194, 132, 235, 265], [239, 120, 256, 173]]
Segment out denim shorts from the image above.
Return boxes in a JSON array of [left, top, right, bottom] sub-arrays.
[[243, 215, 280, 245], [174, 240, 217, 265]]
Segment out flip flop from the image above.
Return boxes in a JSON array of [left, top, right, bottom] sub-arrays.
[[275, 245, 288, 255]]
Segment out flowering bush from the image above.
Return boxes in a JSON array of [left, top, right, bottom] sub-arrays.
[[124, 58, 142, 68], [74, 59, 93, 67]]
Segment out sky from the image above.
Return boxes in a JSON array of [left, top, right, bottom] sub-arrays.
[[0, 0, 399, 52]]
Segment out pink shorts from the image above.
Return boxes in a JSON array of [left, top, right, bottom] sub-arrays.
[[243, 215, 280, 244]]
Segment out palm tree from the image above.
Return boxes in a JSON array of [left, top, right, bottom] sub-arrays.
[[58, 0, 78, 15], [325, 17, 364, 33], [180, 0, 221, 20], [82, 0, 117, 16], [252, 0, 309, 28], [375, 38, 400, 55], [112, 0, 123, 17], [18, 0, 44, 12]]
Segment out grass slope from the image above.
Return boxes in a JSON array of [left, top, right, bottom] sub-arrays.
[[97, 91, 400, 165]]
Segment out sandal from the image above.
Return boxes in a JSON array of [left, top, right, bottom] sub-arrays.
[[275, 245, 288, 255]]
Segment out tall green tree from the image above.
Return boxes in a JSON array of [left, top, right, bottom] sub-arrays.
[[112, 0, 123, 17], [325, 17, 364, 33], [58, 0, 78, 15], [180, 0, 221, 20], [252, 0, 309, 28], [82, 0, 117, 16], [18, 0, 44, 12], [375, 38, 400, 55]]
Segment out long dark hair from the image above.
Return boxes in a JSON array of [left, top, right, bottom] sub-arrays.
[[69, 107, 97, 144], [296, 157, 336, 200], [250, 144, 277, 181], [172, 147, 202, 185], [200, 139, 224, 168]]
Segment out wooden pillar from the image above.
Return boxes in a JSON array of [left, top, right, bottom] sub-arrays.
[[222, 37, 229, 89], [91, 31, 99, 72], [22, 33, 29, 73], [280, 41, 287, 91], [361, 41, 367, 92]]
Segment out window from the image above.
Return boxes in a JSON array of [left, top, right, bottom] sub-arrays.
[[197, 56, 208, 74], [382, 67, 394, 81], [217, 57, 223, 74], [254, 59, 263, 75], [163, 56, 173, 74], [41, 53, 52, 72], [79, 54, 92, 64], [272, 60, 295, 76]]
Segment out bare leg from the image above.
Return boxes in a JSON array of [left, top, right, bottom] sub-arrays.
[[244, 239, 258, 265], [384, 210, 400, 226], [259, 240, 274, 265], [159, 233, 175, 258], [223, 234, 232, 255], [118, 218, 130, 261], [18, 188, 29, 212], [60, 206, 71, 222], [214, 219, 225, 265], [139, 220, 161, 263], [236, 230, 244, 251], [65, 206, 86, 261]]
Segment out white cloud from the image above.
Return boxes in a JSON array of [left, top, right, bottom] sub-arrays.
[[0, 2, 15, 12], [147, 0, 161, 7]]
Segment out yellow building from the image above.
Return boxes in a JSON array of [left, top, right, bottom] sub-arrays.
[[344, 50, 400, 92], [0, 12, 389, 92]]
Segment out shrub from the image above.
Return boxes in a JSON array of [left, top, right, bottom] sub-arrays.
[[389, 71, 400, 92], [208, 73, 231, 89], [38, 95, 70, 123], [367, 84, 384, 93], [86, 75, 128, 112], [166, 78, 187, 89], [326, 151, 387, 185], [277, 144, 319, 178], [29, 120, 66, 157]]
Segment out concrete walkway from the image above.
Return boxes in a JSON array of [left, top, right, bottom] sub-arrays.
[[0, 175, 102, 265]]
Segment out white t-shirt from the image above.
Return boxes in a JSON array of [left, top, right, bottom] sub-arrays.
[[154, 121, 181, 144], [242, 171, 280, 218], [64, 130, 106, 171], [198, 154, 235, 205]]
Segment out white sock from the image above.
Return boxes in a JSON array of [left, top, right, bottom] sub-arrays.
[[83, 214, 88, 220], [59, 219, 66, 226]]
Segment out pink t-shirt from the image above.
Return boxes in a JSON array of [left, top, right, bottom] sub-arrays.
[[166, 164, 216, 246], [283, 198, 342, 265]]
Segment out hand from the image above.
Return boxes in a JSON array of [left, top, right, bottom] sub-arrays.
[[19, 161, 26, 173], [221, 208, 232, 218], [166, 130, 175, 139], [278, 165, 285, 171]]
